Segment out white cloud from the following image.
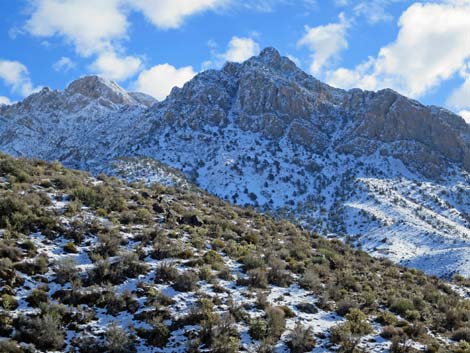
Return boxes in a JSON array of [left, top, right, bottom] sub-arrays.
[[459, 110, 470, 124], [25, 0, 128, 57], [53, 57, 76, 72], [297, 13, 349, 75], [203, 36, 260, 69], [336, 0, 401, 24], [447, 63, 470, 110], [89, 51, 142, 81], [353, 1, 393, 23], [24, 0, 227, 81], [325, 1, 470, 99], [0, 60, 35, 97], [127, 0, 228, 29], [223, 36, 260, 62], [0, 96, 12, 105], [132, 64, 196, 100]]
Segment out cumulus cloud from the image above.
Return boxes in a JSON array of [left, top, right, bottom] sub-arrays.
[[53, 56, 76, 72], [203, 36, 260, 69], [127, 0, 228, 29], [0, 59, 36, 97], [297, 13, 349, 75], [325, 1, 470, 99], [0, 96, 12, 105], [223, 36, 260, 62], [447, 63, 470, 111], [89, 51, 142, 81], [132, 64, 196, 100], [23, 0, 226, 81], [459, 110, 470, 124], [25, 0, 128, 56]]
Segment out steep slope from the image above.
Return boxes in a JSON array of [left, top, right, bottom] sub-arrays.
[[1, 49, 470, 277], [2, 154, 470, 353]]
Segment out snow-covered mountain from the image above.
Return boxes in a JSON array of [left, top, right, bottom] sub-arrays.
[[1, 48, 470, 278]]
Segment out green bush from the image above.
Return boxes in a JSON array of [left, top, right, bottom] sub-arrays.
[[452, 328, 470, 343], [173, 271, 198, 292], [0, 339, 24, 353], [266, 306, 286, 341], [287, 323, 316, 353], [249, 318, 268, 340], [105, 323, 136, 353], [390, 298, 414, 316]]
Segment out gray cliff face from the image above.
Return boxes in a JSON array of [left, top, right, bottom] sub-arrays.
[[2, 48, 468, 179]]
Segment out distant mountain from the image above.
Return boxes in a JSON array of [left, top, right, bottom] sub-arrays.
[[1, 48, 470, 277]]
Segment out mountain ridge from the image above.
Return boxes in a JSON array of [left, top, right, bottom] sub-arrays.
[[1, 47, 470, 278]]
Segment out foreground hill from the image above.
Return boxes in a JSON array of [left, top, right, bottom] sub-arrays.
[[1, 48, 470, 277], [1, 154, 470, 352]]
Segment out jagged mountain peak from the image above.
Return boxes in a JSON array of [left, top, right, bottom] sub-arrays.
[[3, 47, 470, 278], [65, 75, 138, 106]]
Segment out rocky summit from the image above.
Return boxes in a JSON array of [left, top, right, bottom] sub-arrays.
[[1, 48, 470, 277]]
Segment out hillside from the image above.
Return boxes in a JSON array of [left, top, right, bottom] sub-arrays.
[[1, 48, 470, 277], [2, 154, 470, 352]]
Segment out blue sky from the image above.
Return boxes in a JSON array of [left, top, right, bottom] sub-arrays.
[[1, 0, 470, 121]]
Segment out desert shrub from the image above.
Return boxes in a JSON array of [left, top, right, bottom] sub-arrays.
[[0, 241, 23, 262], [376, 311, 398, 326], [0, 195, 34, 232], [17, 313, 65, 351], [203, 250, 224, 267], [335, 299, 358, 316], [116, 252, 149, 278], [380, 325, 403, 339], [0, 339, 24, 353], [452, 327, 470, 343], [71, 185, 101, 209], [267, 258, 292, 287], [217, 267, 233, 281], [1, 294, 18, 310], [173, 271, 198, 292], [26, 288, 49, 307], [287, 323, 316, 353], [63, 241, 78, 253], [19, 240, 36, 256], [390, 298, 414, 316], [96, 231, 121, 257], [249, 318, 268, 340], [152, 237, 180, 259], [445, 308, 465, 331], [105, 323, 136, 353], [0, 158, 32, 183], [405, 309, 421, 321], [247, 268, 269, 289], [135, 208, 153, 224], [299, 268, 321, 291], [404, 322, 426, 339], [390, 335, 414, 353], [211, 238, 225, 250], [199, 265, 213, 281], [155, 262, 179, 283], [345, 309, 372, 336], [241, 253, 265, 270], [137, 321, 170, 347], [330, 309, 372, 352], [266, 306, 286, 341], [178, 248, 194, 259], [209, 313, 240, 353], [296, 302, 318, 314], [450, 341, 470, 353], [54, 257, 78, 284]]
